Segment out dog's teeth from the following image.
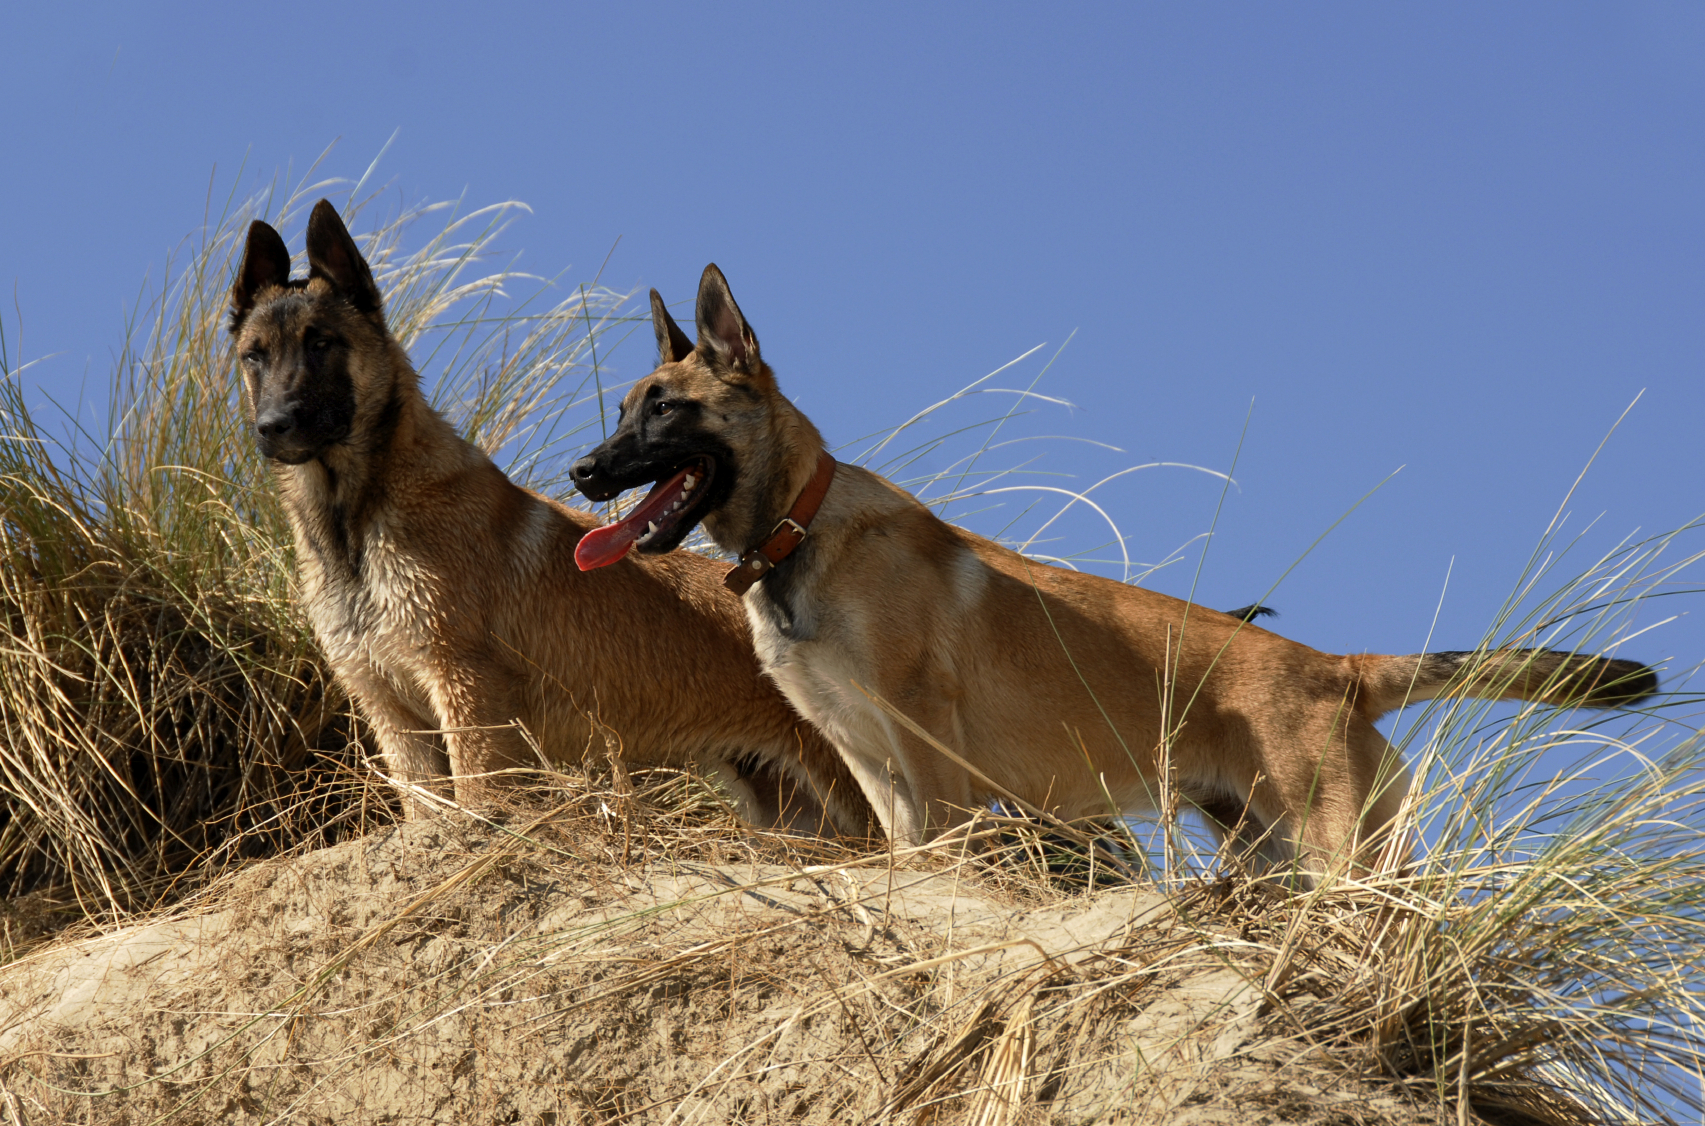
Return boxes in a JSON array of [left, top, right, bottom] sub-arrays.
[[668, 502, 680, 512], [683, 475, 696, 491], [648, 521, 659, 534]]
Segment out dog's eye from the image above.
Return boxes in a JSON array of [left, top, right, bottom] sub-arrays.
[[309, 336, 332, 353], [654, 400, 673, 416], [242, 349, 266, 366]]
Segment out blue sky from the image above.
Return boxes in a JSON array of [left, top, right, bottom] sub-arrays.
[[4, 2, 1701, 691]]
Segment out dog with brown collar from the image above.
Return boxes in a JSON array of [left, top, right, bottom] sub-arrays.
[[570, 264, 1657, 876]]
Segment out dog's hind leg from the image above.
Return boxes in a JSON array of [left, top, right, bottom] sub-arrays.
[[1192, 791, 1292, 872], [1335, 716, 1413, 873], [1262, 707, 1413, 881]]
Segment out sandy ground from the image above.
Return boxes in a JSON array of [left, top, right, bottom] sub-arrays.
[[0, 817, 1453, 1125]]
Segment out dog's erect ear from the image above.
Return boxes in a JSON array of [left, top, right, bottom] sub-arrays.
[[229, 221, 292, 333], [695, 264, 761, 376], [651, 289, 694, 366], [305, 199, 382, 314]]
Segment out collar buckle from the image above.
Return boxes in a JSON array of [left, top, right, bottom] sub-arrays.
[[724, 451, 837, 596]]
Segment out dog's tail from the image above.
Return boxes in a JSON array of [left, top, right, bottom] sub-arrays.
[[1350, 648, 1658, 719]]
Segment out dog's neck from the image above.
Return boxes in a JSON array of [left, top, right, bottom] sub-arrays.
[[704, 387, 827, 557], [274, 355, 468, 583]]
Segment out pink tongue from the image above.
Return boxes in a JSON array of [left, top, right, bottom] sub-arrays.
[[575, 466, 694, 571]]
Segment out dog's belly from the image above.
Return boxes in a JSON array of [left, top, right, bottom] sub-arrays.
[[948, 667, 1177, 821], [746, 545, 1192, 835]]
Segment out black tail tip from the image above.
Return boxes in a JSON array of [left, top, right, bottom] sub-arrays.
[[1224, 603, 1278, 624], [1577, 658, 1660, 708]]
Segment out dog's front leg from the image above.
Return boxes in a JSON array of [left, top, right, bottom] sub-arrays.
[[704, 758, 845, 837], [896, 725, 977, 843], [837, 747, 924, 845], [697, 758, 772, 830], [341, 673, 451, 819], [839, 702, 973, 846], [425, 656, 533, 808]]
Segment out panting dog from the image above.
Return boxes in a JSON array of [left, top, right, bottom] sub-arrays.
[[569, 264, 1657, 876]]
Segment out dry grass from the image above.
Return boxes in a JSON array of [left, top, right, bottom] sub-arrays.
[[0, 770, 1417, 1124]]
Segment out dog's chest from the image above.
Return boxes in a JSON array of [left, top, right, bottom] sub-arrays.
[[304, 523, 442, 680], [746, 579, 819, 667], [745, 583, 865, 712]]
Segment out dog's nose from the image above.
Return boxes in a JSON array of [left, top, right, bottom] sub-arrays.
[[570, 456, 599, 485], [256, 406, 300, 441]]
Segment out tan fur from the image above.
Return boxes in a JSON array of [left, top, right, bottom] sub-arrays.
[[577, 265, 1658, 875], [228, 206, 870, 834]]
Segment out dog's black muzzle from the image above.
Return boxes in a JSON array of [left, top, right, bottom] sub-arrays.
[[254, 395, 349, 464], [570, 450, 630, 502], [571, 426, 738, 549], [570, 428, 676, 502]]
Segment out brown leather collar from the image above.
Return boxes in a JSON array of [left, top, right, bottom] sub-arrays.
[[724, 451, 837, 595]]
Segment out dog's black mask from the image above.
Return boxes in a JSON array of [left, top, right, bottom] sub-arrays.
[[241, 313, 359, 464], [570, 387, 737, 562], [230, 204, 382, 466]]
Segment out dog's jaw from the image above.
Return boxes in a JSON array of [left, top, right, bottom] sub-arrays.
[[574, 457, 719, 570]]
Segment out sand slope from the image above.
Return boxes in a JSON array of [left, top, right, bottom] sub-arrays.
[[0, 818, 1451, 1125]]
